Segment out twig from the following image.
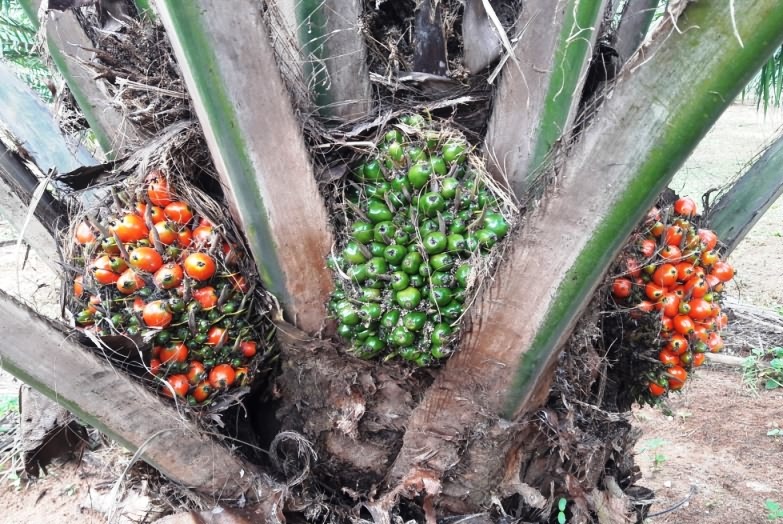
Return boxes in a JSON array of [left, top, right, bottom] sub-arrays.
[[647, 485, 697, 518], [729, 0, 744, 48]]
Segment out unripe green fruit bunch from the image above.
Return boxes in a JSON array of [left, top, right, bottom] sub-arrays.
[[328, 115, 513, 366]]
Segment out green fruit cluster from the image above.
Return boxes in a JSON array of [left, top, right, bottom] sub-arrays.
[[328, 116, 511, 366]]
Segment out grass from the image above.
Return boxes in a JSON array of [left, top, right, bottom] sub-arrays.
[[0, 394, 18, 419], [767, 499, 783, 520], [742, 347, 783, 394], [638, 437, 668, 472]]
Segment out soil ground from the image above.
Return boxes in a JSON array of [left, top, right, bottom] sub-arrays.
[[0, 103, 782, 523], [0, 462, 107, 524], [634, 368, 783, 523]]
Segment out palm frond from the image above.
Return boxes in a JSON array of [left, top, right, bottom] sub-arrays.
[[749, 45, 783, 112], [0, 0, 51, 101], [0, 13, 34, 37]]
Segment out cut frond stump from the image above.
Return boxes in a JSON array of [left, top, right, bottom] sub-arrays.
[[0, 289, 273, 501], [156, 0, 336, 335]]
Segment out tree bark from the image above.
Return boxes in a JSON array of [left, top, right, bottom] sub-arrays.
[[413, 0, 448, 76], [0, 60, 98, 266], [272, 322, 430, 494], [0, 154, 60, 272], [462, 0, 503, 74], [46, 9, 142, 158], [0, 60, 97, 174], [18, 0, 783, 519], [0, 141, 64, 238], [276, 0, 372, 121]]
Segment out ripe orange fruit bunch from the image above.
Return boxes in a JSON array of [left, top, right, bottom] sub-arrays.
[[67, 170, 267, 406], [608, 196, 733, 402]]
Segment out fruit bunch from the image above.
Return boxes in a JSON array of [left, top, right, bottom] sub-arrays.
[[67, 172, 270, 406], [328, 116, 513, 366], [609, 196, 733, 401]]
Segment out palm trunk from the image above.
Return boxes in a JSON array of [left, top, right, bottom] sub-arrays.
[[387, 0, 783, 510], [614, 0, 658, 62], [10, 0, 783, 519]]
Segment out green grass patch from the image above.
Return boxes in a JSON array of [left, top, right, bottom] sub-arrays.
[[0, 395, 18, 418]]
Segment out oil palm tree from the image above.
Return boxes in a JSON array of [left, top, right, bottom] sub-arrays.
[[2, 0, 783, 521]]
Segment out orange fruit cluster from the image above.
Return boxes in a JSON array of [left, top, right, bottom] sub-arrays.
[[610, 197, 733, 400], [68, 171, 263, 405]]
